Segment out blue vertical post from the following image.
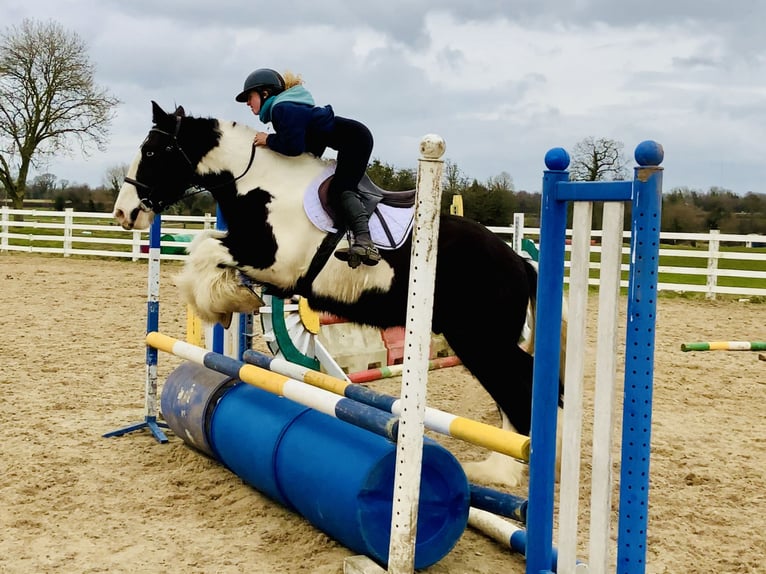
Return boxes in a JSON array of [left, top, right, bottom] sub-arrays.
[[209, 205, 249, 359], [103, 214, 169, 442], [238, 312, 253, 361], [145, 214, 160, 373], [526, 148, 570, 574], [212, 205, 227, 354], [617, 142, 664, 573]]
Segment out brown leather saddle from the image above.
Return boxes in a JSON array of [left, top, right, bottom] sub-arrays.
[[317, 173, 417, 224]]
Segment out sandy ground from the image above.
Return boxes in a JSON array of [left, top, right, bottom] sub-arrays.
[[1, 252, 764, 574]]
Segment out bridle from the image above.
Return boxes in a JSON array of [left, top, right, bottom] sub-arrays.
[[124, 114, 256, 213]]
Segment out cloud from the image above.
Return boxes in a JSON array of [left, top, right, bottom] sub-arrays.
[[4, 2, 765, 196]]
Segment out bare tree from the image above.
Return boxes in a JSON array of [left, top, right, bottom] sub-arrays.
[[486, 171, 515, 193], [103, 163, 129, 201], [441, 159, 469, 215], [569, 136, 628, 182], [28, 172, 57, 198], [0, 19, 119, 209]]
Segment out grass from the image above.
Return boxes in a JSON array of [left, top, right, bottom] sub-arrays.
[[567, 242, 766, 293]]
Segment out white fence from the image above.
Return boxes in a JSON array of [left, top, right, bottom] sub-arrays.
[[492, 216, 766, 298], [0, 206, 215, 262], [2, 207, 765, 298]]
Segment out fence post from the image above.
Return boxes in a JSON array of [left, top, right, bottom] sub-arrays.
[[706, 229, 720, 300], [204, 212, 214, 230], [1, 205, 8, 251], [63, 208, 74, 257], [512, 212, 525, 254], [131, 229, 142, 261]]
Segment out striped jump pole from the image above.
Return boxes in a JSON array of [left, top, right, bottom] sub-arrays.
[[150, 333, 528, 525], [681, 341, 766, 352], [468, 508, 563, 572], [243, 349, 532, 529], [147, 332, 399, 442], [469, 483, 527, 524], [348, 355, 462, 384], [242, 349, 530, 462]]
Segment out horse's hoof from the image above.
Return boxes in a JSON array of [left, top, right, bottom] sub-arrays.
[[462, 455, 526, 488]]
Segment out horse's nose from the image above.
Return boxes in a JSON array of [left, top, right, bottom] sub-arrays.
[[113, 208, 133, 230]]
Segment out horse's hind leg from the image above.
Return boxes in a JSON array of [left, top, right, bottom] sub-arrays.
[[444, 320, 536, 487], [461, 345, 535, 487], [455, 339, 563, 488]]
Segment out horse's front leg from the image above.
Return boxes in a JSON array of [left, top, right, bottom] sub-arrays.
[[175, 230, 264, 328]]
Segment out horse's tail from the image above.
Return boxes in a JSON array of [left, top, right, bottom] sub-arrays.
[[522, 259, 538, 356], [522, 259, 568, 389]]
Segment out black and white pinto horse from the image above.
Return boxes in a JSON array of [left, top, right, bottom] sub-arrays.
[[113, 102, 563, 487]]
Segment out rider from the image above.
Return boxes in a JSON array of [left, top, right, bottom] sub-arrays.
[[235, 68, 381, 268]]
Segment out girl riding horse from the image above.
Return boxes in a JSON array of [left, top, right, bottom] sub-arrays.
[[236, 68, 380, 268]]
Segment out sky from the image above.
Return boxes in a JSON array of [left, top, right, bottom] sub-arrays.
[[4, 1, 766, 195]]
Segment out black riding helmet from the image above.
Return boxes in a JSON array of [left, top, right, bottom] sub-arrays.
[[235, 68, 285, 102]]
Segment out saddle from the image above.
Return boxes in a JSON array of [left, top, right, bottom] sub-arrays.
[[304, 167, 416, 250]]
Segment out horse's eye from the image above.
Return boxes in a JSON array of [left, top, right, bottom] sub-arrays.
[[145, 150, 154, 157]]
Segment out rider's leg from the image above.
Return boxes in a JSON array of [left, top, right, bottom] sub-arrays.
[[333, 190, 381, 268], [326, 117, 380, 268]]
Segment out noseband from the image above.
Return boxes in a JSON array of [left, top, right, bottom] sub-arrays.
[[124, 115, 256, 213]]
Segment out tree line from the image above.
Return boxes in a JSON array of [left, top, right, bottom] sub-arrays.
[[366, 155, 766, 235], [1, 19, 765, 236]]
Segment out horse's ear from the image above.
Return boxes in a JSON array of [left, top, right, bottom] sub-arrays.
[[151, 100, 167, 123], [174, 105, 186, 118]]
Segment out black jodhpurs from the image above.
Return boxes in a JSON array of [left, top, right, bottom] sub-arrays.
[[325, 117, 374, 234]]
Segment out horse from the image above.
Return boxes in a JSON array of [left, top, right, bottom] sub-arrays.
[[113, 101, 564, 487]]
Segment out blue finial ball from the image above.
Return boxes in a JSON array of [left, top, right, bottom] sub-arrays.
[[634, 140, 664, 166], [545, 147, 570, 171]]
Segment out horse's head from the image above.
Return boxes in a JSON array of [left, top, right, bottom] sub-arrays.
[[113, 102, 199, 230]]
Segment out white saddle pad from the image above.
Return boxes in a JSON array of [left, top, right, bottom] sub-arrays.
[[303, 165, 415, 250]]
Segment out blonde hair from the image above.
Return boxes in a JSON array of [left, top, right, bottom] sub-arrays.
[[282, 70, 304, 89]]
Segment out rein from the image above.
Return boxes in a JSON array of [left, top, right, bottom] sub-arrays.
[[125, 116, 257, 213]]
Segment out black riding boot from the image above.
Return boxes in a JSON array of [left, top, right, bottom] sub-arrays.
[[334, 191, 381, 269]]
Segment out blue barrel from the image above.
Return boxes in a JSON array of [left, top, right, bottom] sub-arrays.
[[161, 362, 470, 569], [160, 361, 237, 457], [209, 383, 307, 508]]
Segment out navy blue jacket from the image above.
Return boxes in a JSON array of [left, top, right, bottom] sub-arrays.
[[266, 101, 335, 157]]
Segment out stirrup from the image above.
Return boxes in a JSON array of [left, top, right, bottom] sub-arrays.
[[335, 241, 381, 268]]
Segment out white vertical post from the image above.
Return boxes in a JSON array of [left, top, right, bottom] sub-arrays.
[[557, 201, 593, 573], [512, 212, 525, 254], [145, 218, 162, 421], [63, 207, 74, 257], [1, 205, 9, 251], [588, 201, 625, 573], [131, 229, 142, 261], [706, 229, 720, 300], [386, 135, 445, 573]]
